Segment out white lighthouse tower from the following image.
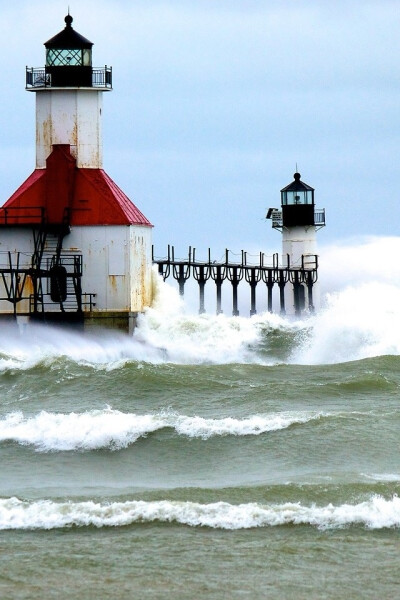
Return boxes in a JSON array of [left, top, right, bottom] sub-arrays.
[[0, 14, 153, 332], [35, 13, 105, 170], [267, 172, 325, 315]]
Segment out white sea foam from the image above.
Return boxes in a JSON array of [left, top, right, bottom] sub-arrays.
[[137, 275, 400, 365], [362, 473, 400, 482], [0, 409, 166, 451], [134, 273, 289, 365], [0, 409, 324, 451], [174, 412, 322, 439], [0, 495, 399, 530]]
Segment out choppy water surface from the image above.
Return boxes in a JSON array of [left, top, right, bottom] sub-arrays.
[[1, 241, 400, 599]]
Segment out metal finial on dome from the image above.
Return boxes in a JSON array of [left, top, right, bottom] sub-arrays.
[[65, 13, 73, 27], [294, 172, 301, 181]]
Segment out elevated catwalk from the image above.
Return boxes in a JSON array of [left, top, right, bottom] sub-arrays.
[[153, 246, 318, 317]]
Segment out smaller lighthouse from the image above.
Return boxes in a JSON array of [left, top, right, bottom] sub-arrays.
[[0, 15, 153, 332], [267, 172, 325, 315]]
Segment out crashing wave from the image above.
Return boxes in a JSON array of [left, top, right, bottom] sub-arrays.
[[0, 494, 399, 530]]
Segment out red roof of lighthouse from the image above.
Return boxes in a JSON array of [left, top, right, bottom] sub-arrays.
[[1, 145, 152, 227], [73, 169, 151, 226]]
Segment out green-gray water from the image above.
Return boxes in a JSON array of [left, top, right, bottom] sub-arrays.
[[0, 279, 399, 599]]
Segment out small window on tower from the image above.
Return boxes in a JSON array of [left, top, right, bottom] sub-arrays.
[[82, 49, 92, 66]]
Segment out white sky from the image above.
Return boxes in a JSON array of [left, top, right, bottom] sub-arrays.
[[1, 0, 399, 259]]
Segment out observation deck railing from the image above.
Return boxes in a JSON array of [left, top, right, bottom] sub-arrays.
[[270, 208, 326, 229], [25, 66, 112, 89]]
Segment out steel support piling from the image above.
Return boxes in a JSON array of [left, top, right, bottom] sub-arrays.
[[211, 264, 225, 315]]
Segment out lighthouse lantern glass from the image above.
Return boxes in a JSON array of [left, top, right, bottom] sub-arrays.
[[281, 190, 313, 205], [46, 48, 92, 67]]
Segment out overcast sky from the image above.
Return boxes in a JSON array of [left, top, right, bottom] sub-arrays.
[[1, 0, 399, 260]]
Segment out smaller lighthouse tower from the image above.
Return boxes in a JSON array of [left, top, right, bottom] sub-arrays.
[[267, 172, 325, 315]]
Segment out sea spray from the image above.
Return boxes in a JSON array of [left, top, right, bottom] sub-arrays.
[[0, 277, 297, 368], [291, 282, 400, 364], [0, 322, 166, 370], [319, 236, 400, 297], [133, 251, 400, 365]]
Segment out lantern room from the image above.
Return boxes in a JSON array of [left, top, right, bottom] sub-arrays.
[[44, 14, 93, 87], [26, 14, 112, 90], [281, 172, 314, 206], [280, 172, 315, 227]]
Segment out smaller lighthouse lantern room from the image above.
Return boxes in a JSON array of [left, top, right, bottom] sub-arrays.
[[281, 172, 315, 227], [0, 14, 153, 331]]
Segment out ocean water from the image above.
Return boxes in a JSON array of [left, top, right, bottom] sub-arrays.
[[0, 237, 400, 599]]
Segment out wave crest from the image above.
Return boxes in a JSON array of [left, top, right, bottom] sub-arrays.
[[1, 495, 399, 530], [0, 409, 325, 451]]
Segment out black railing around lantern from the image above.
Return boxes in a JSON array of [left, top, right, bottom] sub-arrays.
[[270, 208, 326, 229], [26, 66, 112, 89]]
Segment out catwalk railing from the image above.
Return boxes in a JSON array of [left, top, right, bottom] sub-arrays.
[[271, 208, 326, 229], [25, 66, 112, 89], [152, 246, 318, 316]]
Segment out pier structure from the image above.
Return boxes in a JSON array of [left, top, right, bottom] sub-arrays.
[[153, 246, 318, 317]]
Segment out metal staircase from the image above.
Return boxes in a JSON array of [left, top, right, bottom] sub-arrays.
[[30, 211, 83, 317], [0, 206, 84, 322]]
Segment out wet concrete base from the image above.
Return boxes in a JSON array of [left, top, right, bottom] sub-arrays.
[[0, 311, 139, 335], [82, 311, 138, 334]]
